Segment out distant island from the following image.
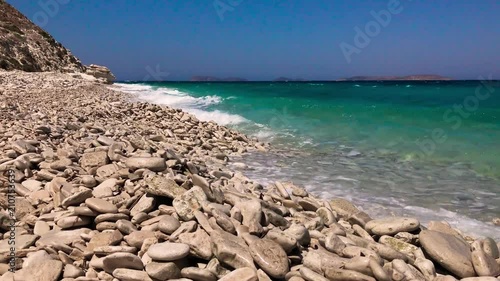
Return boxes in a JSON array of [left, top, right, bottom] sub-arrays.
[[339, 75, 453, 81], [190, 76, 247, 82]]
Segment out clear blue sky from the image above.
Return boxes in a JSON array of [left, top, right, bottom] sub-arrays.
[[7, 0, 500, 80]]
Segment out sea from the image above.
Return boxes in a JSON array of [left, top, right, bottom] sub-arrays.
[[115, 80, 500, 240]]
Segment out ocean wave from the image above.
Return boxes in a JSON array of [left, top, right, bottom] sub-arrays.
[[113, 83, 246, 126]]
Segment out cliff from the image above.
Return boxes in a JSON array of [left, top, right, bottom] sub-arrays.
[[0, 0, 115, 83]]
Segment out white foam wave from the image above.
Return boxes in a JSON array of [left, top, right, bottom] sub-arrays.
[[113, 83, 247, 126]]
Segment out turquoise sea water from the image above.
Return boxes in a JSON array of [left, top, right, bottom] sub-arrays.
[[116, 80, 500, 239]]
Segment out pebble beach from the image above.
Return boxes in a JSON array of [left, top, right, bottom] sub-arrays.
[[0, 70, 499, 281]]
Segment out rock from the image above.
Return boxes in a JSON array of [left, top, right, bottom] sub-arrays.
[[85, 198, 118, 214], [471, 240, 500, 277], [80, 151, 109, 170], [93, 245, 137, 255], [299, 267, 329, 281], [36, 228, 91, 247], [16, 250, 63, 281], [173, 186, 207, 221], [87, 230, 123, 251], [102, 252, 144, 273], [125, 157, 166, 172], [124, 231, 156, 249], [285, 224, 310, 246], [211, 230, 255, 269], [378, 235, 418, 259], [180, 267, 217, 281], [481, 237, 500, 259], [92, 178, 117, 198], [86, 64, 116, 84], [112, 268, 152, 281], [130, 194, 156, 216], [237, 199, 263, 235], [178, 228, 213, 260], [324, 268, 376, 281], [56, 216, 91, 229], [419, 230, 475, 278], [158, 215, 181, 235], [116, 219, 138, 235], [264, 228, 297, 254], [329, 198, 361, 218], [244, 235, 289, 278], [145, 262, 181, 280], [61, 188, 93, 207], [33, 221, 51, 236], [147, 242, 190, 261], [63, 264, 84, 278], [143, 173, 186, 199], [49, 157, 72, 171], [219, 267, 258, 281], [365, 217, 420, 235], [427, 221, 462, 237]]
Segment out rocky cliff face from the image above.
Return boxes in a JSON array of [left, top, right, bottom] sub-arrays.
[[0, 0, 84, 72], [0, 0, 115, 83]]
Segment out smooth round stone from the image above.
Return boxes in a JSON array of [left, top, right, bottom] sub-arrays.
[[62, 189, 93, 207], [124, 231, 156, 248], [247, 238, 289, 278], [85, 198, 118, 214], [158, 215, 181, 235], [50, 157, 73, 171], [125, 157, 166, 172], [81, 175, 97, 188], [103, 252, 144, 273], [112, 268, 153, 281], [365, 217, 420, 235], [420, 230, 475, 278], [56, 216, 91, 229], [87, 230, 123, 251], [219, 267, 258, 281], [180, 267, 217, 281], [145, 262, 181, 280], [71, 206, 98, 217], [95, 213, 129, 224], [147, 242, 190, 261], [94, 245, 137, 255], [116, 219, 138, 235]]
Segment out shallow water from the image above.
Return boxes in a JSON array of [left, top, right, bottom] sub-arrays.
[[115, 80, 500, 239]]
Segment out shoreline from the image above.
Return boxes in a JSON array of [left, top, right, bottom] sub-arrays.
[[0, 70, 499, 280]]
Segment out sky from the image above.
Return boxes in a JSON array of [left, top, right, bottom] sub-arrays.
[[7, 0, 500, 81]]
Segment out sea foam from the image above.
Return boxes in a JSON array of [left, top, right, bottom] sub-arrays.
[[114, 83, 247, 126]]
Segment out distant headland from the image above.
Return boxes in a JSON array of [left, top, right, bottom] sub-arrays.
[[338, 75, 453, 81]]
